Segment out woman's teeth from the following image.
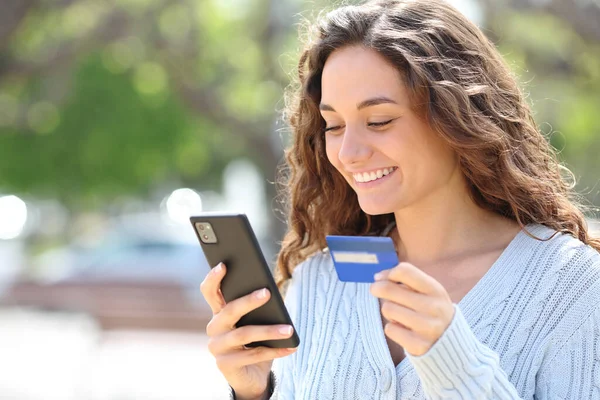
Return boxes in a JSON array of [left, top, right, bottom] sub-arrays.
[[353, 167, 397, 183]]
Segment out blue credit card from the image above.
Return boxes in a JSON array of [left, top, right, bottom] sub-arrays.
[[325, 235, 399, 283]]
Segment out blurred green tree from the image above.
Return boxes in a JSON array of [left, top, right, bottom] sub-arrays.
[[0, 0, 598, 222], [481, 0, 600, 207], [0, 0, 300, 215]]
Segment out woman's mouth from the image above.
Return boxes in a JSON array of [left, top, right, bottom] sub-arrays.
[[352, 167, 398, 184], [352, 167, 398, 183]]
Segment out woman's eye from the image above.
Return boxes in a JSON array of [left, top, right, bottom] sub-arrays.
[[368, 119, 394, 128], [324, 118, 395, 134], [324, 125, 343, 133]]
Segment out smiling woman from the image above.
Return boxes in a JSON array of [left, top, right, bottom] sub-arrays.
[[320, 46, 459, 217], [198, 0, 600, 399]]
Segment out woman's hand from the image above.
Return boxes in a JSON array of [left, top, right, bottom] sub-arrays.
[[200, 263, 297, 400], [369, 262, 455, 357]]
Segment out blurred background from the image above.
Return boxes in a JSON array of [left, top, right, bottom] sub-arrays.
[[0, 0, 598, 399]]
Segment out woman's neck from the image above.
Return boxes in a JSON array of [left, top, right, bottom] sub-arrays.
[[392, 188, 519, 267]]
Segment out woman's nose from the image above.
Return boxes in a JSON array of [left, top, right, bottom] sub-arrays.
[[337, 128, 373, 166]]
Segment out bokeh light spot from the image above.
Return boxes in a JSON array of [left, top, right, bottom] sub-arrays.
[[133, 62, 168, 95], [0, 195, 28, 240], [165, 188, 202, 225], [159, 5, 192, 42], [0, 94, 19, 127], [27, 102, 60, 134]]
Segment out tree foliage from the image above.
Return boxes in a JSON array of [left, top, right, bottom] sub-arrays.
[[486, 9, 600, 205], [0, 0, 598, 215], [0, 0, 298, 210]]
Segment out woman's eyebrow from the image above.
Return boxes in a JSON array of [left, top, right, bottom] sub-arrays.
[[319, 96, 398, 112]]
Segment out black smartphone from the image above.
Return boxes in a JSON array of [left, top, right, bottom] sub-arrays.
[[190, 212, 300, 349]]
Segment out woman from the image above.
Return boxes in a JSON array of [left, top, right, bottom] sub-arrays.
[[200, 0, 600, 398]]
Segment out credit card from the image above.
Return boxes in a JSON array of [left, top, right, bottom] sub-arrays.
[[325, 235, 399, 283]]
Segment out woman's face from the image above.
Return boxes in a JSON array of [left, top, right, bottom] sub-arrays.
[[321, 45, 461, 216]]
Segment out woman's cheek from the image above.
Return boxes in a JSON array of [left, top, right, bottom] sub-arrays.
[[324, 138, 341, 169]]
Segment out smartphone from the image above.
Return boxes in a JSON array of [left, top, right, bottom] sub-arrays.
[[190, 212, 300, 349]]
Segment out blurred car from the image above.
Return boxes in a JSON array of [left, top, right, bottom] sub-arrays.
[[0, 212, 213, 331]]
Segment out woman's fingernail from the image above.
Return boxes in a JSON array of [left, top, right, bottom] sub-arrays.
[[374, 272, 384, 281], [279, 326, 293, 336], [213, 263, 223, 274], [256, 288, 268, 299]]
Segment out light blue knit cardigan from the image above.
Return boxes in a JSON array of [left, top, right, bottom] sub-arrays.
[[271, 224, 600, 399]]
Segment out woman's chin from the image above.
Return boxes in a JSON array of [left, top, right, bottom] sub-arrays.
[[357, 199, 395, 216]]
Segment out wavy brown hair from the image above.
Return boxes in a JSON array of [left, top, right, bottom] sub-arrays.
[[275, 0, 600, 288]]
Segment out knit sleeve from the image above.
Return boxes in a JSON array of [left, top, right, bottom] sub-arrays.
[[270, 264, 304, 399], [407, 305, 523, 399], [535, 304, 600, 399]]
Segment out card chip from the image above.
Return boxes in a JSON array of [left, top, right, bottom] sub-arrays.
[[332, 251, 379, 264]]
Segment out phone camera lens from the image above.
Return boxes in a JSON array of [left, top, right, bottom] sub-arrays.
[[203, 234, 209, 240], [199, 225, 205, 231]]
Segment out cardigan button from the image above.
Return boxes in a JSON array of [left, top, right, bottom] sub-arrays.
[[381, 369, 392, 391]]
